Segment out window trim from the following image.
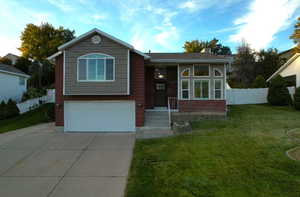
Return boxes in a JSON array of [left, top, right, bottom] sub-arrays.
[[181, 68, 190, 77], [193, 79, 210, 100], [181, 79, 190, 100], [213, 68, 223, 77], [77, 53, 115, 82], [214, 79, 223, 100], [193, 64, 210, 77]]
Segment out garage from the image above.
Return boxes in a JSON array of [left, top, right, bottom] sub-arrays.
[[64, 101, 136, 132]]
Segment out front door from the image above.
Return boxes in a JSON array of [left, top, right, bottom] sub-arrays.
[[154, 82, 167, 106]]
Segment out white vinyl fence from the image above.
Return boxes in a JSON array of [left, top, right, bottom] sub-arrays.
[[226, 87, 295, 105], [17, 89, 55, 114]]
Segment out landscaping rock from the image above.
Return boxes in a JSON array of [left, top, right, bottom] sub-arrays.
[[173, 121, 192, 134]]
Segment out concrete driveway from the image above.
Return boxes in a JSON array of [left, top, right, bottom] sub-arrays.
[[0, 123, 135, 197]]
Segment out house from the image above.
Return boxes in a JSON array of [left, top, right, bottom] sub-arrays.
[[0, 63, 30, 102], [267, 53, 300, 87], [48, 28, 232, 132], [3, 53, 19, 65]]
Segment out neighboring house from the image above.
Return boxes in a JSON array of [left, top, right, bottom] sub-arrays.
[[3, 53, 19, 65], [279, 48, 296, 63], [267, 53, 300, 87], [0, 63, 30, 102], [48, 28, 232, 132]]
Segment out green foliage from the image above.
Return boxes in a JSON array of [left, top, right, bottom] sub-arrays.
[[14, 57, 32, 74], [267, 76, 292, 106], [183, 38, 231, 55], [45, 103, 55, 121], [22, 88, 47, 101], [294, 87, 300, 110], [0, 57, 12, 65], [19, 23, 75, 60], [290, 17, 300, 44], [0, 99, 19, 119], [252, 75, 267, 88], [0, 101, 7, 120]]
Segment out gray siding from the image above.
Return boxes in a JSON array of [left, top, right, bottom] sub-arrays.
[[178, 64, 225, 100], [64, 33, 129, 95]]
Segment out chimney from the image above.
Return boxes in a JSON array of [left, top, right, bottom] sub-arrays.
[[201, 48, 212, 54]]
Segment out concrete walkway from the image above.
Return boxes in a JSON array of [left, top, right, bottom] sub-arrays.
[[0, 123, 135, 197]]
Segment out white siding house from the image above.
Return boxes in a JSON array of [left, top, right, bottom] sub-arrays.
[[0, 64, 30, 102], [267, 53, 300, 87]]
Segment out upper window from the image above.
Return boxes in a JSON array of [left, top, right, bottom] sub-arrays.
[[19, 77, 25, 86], [181, 68, 190, 77], [77, 53, 115, 81], [194, 65, 209, 76], [194, 79, 209, 99], [214, 68, 223, 77]]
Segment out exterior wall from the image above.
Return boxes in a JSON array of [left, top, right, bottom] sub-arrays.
[[179, 100, 226, 112], [280, 56, 300, 87], [145, 67, 154, 109], [0, 72, 27, 102], [178, 64, 225, 100], [64, 32, 129, 95], [55, 52, 145, 127]]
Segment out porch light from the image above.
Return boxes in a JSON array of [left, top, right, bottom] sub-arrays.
[[158, 74, 164, 79]]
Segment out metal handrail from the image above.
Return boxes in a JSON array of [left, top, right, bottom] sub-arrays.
[[167, 97, 178, 127]]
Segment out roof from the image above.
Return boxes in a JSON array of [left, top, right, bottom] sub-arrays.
[[0, 63, 30, 78], [48, 28, 150, 60], [4, 53, 19, 59], [147, 53, 233, 63], [267, 53, 300, 82]]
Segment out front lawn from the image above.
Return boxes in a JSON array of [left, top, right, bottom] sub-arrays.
[[126, 105, 300, 197], [0, 103, 53, 134]]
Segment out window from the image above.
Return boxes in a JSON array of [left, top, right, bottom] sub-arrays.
[[194, 80, 209, 99], [181, 68, 190, 77], [77, 53, 115, 81], [19, 77, 25, 86], [194, 65, 209, 76], [181, 80, 189, 99], [214, 79, 223, 99], [214, 68, 222, 77]]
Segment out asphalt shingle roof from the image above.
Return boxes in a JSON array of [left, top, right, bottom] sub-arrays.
[[0, 63, 29, 77], [146, 52, 232, 60]]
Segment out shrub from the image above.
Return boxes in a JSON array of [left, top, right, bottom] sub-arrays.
[[5, 99, 19, 118], [0, 101, 7, 120], [252, 75, 267, 88], [44, 103, 55, 121], [22, 88, 47, 101], [267, 76, 292, 106], [294, 87, 300, 110]]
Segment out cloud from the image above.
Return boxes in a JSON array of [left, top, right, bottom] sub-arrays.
[[47, 0, 74, 12], [229, 0, 300, 50], [179, 0, 239, 12], [0, 35, 20, 56]]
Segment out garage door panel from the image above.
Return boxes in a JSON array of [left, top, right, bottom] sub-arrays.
[[64, 101, 135, 132]]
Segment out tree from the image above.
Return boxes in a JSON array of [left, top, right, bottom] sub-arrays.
[[0, 57, 12, 65], [252, 75, 266, 88], [294, 87, 300, 110], [267, 76, 291, 106], [232, 41, 256, 86], [19, 23, 75, 60], [183, 38, 231, 55], [14, 57, 32, 74], [290, 17, 300, 53]]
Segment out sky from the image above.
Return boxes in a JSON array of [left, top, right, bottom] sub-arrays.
[[0, 0, 300, 56]]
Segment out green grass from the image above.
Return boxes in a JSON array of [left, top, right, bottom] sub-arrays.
[[126, 104, 300, 197], [0, 103, 53, 134]]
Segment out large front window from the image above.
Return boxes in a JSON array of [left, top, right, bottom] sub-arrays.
[[77, 53, 115, 81], [194, 79, 209, 99]]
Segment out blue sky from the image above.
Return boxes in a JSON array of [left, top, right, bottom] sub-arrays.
[[0, 0, 300, 56]]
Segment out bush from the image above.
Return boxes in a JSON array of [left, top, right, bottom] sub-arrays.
[[22, 88, 47, 101], [267, 76, 292, 106], [252, 75, 267, 88], [294, 87, 300, 110], [44, 103, 55, 121], [0, 101, 7, 120], [6, 99, 19, 118]]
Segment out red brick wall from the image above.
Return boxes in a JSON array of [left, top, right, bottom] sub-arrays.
[[179, 100, 226, 112], [55, 54, 64, 126], [54, 51, 145, 127], [145, 67, 154, 109]]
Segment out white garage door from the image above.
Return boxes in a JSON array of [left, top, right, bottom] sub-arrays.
[[64, 101, 135, 132]]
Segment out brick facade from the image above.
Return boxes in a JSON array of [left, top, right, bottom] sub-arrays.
[[178, 100, 226, 112]]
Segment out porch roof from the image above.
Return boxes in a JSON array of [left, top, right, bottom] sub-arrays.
[[146, 53, 233, 64]]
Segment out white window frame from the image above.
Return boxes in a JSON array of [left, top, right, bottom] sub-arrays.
[[213, 68, 223, 77], [77, 53, 115, 82], [193, 79, 210, 100], [193, 64, 210, 77], [214, 79, 223, 100], [181, 79, 190, 100], [181, 68, 190, 77]]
